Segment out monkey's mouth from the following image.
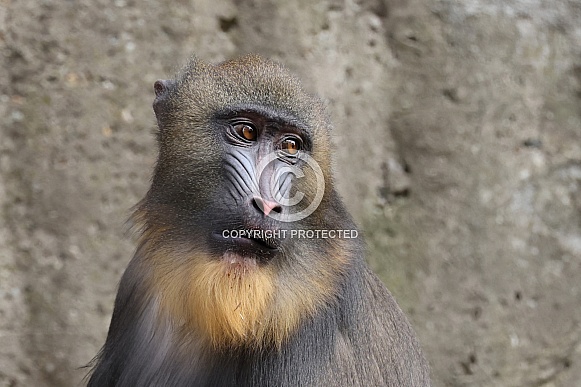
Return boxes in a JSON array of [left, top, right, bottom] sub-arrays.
[[211, 229, 281, 256], [241, 235, 279, 250]]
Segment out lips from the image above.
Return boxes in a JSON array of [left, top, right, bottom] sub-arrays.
[[211, 228, 281, 258]]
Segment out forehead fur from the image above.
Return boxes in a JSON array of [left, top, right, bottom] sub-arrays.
[[172, 55, 329, 130]]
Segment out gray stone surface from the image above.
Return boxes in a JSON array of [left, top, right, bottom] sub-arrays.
[[0, 0, 579, 386]]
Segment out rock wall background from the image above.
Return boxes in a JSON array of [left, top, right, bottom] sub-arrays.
[[0, 0, 580, 386]]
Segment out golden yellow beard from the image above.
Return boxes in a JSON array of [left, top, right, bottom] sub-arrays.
[[185, 252, 276, 348], [152, 250, 279, 349], [148, 242, 348, 350]]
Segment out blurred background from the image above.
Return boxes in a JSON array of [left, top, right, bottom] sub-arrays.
[[1, 0, 580, 386]]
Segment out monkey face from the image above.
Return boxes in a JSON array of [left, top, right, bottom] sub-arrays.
[[146, 57, 335, 266]]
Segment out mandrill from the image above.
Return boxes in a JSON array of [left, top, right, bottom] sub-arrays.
[[87, 55, 431, 386]]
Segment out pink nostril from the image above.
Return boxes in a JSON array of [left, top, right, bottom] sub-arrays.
[[252, 196, 282, 216]]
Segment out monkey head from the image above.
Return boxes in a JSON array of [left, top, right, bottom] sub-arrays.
[[132, 55, 357, 350]]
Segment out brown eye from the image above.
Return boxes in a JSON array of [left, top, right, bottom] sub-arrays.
[[234, 123, 257, 141], [281, 137, 301, 155]]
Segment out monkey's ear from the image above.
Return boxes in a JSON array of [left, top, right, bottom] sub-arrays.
[[153, 79, 174, 117]]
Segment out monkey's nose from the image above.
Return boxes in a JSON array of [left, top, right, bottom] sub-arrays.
[[252, 196, 282, 217]]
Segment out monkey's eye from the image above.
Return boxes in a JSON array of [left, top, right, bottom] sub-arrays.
[[233, 123, 257, 141], [280, 137, 302, 156]]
